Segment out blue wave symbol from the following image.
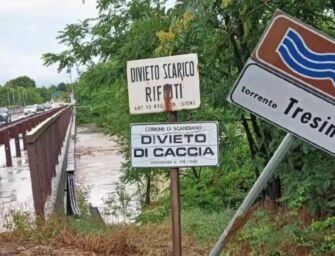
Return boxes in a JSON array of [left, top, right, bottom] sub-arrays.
[[277, 28, 335, 86]]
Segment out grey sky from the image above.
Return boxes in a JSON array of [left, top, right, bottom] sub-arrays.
[[0, 0, 175, 87], [0, 0, 98, 87]]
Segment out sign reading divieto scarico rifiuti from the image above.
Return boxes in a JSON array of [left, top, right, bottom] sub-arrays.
[[131, 122, 218, 168], [127, 54, 200, 114]]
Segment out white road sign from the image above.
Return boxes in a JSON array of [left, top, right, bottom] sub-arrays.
[[127, 54, 200, 114], [131, 122, 219, 167], [229, 61, 335, 156]]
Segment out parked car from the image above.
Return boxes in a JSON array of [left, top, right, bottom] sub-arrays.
[[37, 104, 45, 112], [43, 103, 52, 110], [24, 105, 38, 116], [0, 107, 11, 124]]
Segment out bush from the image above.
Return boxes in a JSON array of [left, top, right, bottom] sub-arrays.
[[280, 145, 335, 216], [180, 168, 254, 211], [181, 207, 234, 245]]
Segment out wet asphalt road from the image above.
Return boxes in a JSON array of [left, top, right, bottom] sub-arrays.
[[0, 138, 33, 231]]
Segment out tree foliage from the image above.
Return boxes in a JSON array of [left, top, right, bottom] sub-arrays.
[[44, 0, 335, 218], [4, 75, 36, 88], [0, 77, 71, 107]]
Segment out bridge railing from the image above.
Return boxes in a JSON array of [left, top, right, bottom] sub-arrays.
[[26, 105, 73, 218], [0, 107, 64, 167]]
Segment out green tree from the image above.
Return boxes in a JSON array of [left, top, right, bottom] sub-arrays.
[[25, 88, 44, 105], [57, 82, 67, 91], [37, 87, 52, 102], [43, 0, 335, 216], [4, 75, 36, 88], [44, 0, 172, 205], [0, 86, 10, 107]]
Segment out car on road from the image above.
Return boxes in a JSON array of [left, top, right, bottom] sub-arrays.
[[24, 105, 38, 116], [37, 104, 45, 112], [0, 107, 11, 124], [42, 103, 52, 110]]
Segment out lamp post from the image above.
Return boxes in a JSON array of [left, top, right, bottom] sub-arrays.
[[67, 67, 75, 102], [11, 86, 16, 106], [6, 86, 11, 107], [22, 87, 27, 106]]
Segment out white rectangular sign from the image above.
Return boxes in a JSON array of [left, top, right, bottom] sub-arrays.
[[127, 54, 200, 114], [131, 122, 218, 167], [229, 61, 335, 156]]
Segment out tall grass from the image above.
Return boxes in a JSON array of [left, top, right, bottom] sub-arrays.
[[181, 208, 234, 245]]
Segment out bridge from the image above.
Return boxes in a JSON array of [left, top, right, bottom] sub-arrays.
[[0, 105, 80, 224]]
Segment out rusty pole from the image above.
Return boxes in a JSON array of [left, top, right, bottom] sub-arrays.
[[164, 83, 182, 255], [14, 127, 21, 158], [22, 131, 27, 150], [169, 111, 182, 256], [209, 133, 296, 255], [14, 136, 21, 157], [4, 131, 12, 167]]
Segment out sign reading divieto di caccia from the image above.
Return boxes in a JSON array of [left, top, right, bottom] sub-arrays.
[[127, 54, 200, 114], [131, 122, 218, 168]]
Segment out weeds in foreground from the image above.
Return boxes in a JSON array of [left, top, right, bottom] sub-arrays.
[[223, 205, 335, 256], [1, 194, 333, 255], [0, 186, 205, 255], [0, 211, 207, 255], [3, 209, 33, 232], [102, 183, 135, 224]]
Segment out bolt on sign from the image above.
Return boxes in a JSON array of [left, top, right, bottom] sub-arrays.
[[126, 54, 200, 114], [130, 122, 218, 167], [229, 60, 335, 156], [252, 10, 335, 101]]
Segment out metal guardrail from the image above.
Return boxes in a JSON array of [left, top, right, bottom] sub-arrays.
[[26, 105, 73, 218], [0, 108, 64, 167]]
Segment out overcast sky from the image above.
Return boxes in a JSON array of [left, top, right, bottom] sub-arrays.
[[0, 0, 98, 87], [0, 0, 176, 87]]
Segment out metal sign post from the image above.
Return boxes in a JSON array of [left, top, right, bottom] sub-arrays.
[[210, 9, 335, 255], [209, 133, 296, 256], [169, 111, 182, 256], [130, 120, 219, 256], [127, 54, 202, 256]]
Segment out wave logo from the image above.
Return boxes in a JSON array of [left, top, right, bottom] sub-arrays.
[[277, 28, 335, 86]]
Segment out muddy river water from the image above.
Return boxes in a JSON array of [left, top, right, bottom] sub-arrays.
[[75, 126, 140, 224], [0, 125, 140, 230]]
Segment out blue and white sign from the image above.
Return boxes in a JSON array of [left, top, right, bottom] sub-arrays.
[[229, 60, 335, 156], [277, 28, 335, 86]]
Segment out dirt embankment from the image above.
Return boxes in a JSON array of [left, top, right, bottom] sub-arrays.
[[0, 241, 96, 255], [0, 223, 208, 256]]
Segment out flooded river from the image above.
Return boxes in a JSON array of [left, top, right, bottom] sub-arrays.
[[0, 124, 140, 230], [75, 126, 140, 224]]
